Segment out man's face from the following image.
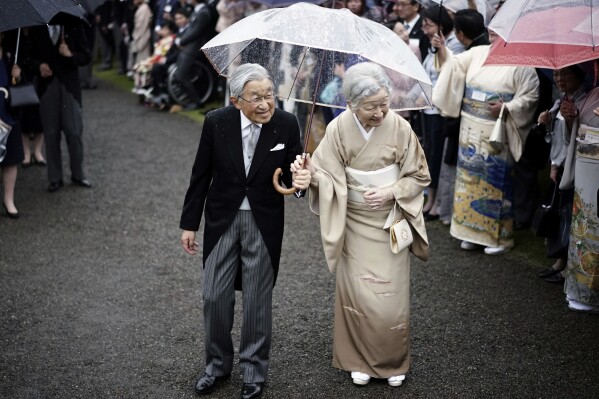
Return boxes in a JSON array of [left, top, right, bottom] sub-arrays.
[[175, 13, 188, 28], [231, 78, 276, 124], [394, 0, 419, 22]]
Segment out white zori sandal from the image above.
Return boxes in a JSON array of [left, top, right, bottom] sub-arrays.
[[387, 375, 406, 387], [350, 371, 371, 385]]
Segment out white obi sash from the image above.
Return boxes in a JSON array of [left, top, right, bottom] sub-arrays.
[[345, 163, 400, 203]]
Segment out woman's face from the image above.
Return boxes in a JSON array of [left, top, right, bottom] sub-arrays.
[[350, 88, 390, 131], [554, 68, 583, 95], [346, 0, 364, 15], [422, 17, 439, 39]]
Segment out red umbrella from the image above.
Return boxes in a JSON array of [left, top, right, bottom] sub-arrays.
[[485, 1, 599, 69]]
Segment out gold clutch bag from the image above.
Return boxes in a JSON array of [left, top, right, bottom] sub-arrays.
[[390, 218, 413, 254]]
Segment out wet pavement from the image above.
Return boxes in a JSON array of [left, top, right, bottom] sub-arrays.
[[1, 82, 598, 399]]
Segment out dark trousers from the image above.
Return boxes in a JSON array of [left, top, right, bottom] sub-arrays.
[[174, 53, 202, 105], [39, 78, 85, 183], [422, 113, 444, 189], [513, 156, 537, 224]]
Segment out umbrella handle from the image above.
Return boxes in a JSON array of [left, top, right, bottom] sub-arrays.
[[273, 168, 297, 195]]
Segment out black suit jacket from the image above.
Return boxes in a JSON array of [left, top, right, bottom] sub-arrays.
[[178, 0, 218, 57], [30, 22, 91, 105], [407, 17, 430, 63], [180, 106, 302, 287]]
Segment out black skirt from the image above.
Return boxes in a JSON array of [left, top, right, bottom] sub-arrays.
[[0, 122, 24, 166]]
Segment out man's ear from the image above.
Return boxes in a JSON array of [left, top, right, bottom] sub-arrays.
[[231, 96, 242, 110]]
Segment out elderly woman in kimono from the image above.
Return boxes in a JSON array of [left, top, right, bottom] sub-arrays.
[[432, 29, 539, 255], [291, 62, 430, 386]]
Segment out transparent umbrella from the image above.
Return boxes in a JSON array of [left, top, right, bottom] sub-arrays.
[[202, 2, 432, 112], [485, 0, 599, 69], [202, 2, 432, 194]]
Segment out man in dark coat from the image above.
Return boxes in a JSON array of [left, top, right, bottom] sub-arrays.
[[30, 20, 92, 192], [180, 63, 305, 399]]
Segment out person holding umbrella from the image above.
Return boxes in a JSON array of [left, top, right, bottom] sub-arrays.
[[291, 62, 430, 387], [179, 63, 305, 399]]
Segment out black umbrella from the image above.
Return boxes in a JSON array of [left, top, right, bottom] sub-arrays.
[[77, 0, 108, 13], [0, 0, 89, 32]]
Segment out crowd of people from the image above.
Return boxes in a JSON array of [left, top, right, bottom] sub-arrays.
[[1, 0, 598, 397]]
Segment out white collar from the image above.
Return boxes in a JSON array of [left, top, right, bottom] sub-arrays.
[[240, 111, 263, 131], [352, 113, 375, 140], [404, 14, 420, 31]]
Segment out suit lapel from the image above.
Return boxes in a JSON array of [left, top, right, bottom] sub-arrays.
[[247, 118, 279, 183], [224, 110, 246, 182]]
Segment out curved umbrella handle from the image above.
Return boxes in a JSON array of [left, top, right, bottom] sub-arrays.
[[273, 168, 297, 195]]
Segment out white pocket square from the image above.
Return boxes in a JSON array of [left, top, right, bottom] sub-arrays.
[[270, 143, 285, 151]]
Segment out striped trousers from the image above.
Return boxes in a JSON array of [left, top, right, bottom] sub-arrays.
[[203, 210, 274, 383]]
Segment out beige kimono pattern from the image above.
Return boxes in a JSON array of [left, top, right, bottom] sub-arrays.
[[309, 109, 430, 378]]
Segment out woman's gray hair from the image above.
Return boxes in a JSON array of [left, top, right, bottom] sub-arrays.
[[229, 63, 273, 98], [342, 62, 391, 108]]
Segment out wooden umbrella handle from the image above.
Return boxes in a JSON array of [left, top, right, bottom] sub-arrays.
[[273, 168, 297, 195]]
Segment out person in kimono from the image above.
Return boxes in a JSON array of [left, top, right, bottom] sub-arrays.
[[559, 87, 599, 314], [432, 28, 539, 255], [291, 62, 430, 387]]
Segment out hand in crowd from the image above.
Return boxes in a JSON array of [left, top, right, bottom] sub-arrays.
[[58, 41, 73, 58], [560, 97, 578, 121], [363, 187, 394, 209], [487, 100, 504, 119], [11, 64, 21, 82], [39, 63, 53, 78], [430, 30, 445, 50], [593, 106, 599, 117], [538, 110, 550, 126], [181, 230, 200, 255], [550, 165, 559, 183], [291, 153, 313, 190]]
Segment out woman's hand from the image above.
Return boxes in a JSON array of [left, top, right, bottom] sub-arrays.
[[487, 100, 504, 119], [11, 64, 21, 82], [560, 97, 578, 121], [538, 110, 550, 126], [363, 187, 394, 209], [431, 31, 446, 66], [291, 153, 313, 190]]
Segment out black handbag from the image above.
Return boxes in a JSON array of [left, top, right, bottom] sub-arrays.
[[9, 83, 39, 107], [546, 188, 574, 259], [531, 183, 560, 238]]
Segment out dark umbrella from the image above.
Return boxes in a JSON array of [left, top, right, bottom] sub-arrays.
[[77, 0, 108, 13], [0, 0, 85, 31]]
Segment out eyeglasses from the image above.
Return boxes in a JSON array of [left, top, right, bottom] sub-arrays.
[[238, 93, 275, 105], [422, 20, 437, 28]]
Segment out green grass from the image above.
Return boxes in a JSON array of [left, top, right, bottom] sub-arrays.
[[94, 66, 222, 125]]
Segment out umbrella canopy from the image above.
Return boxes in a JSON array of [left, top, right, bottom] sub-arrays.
[[0, 0, 84, 32], [485, 0, 599, 69], [250, 0, 328, 7], [202, 2, 433, 111]]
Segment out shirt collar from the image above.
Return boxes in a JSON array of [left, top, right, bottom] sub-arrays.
[[404, 14, 420, 31], [240, 111, 263, 131]]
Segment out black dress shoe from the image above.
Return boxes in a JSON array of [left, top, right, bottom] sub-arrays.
[[424, 213, 440, 222], [544, 273, 565, 283], [194, 372, 230, 395], [72, 178, 93, 188], [538, 267, 563, 278], [241, 382, 263, 399], [2, 203, 19, 219], [48, 180, 64, 193]]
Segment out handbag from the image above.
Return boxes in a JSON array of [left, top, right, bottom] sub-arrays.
[[531, 183, 559, 238], [9, 83, 39, 107], [384, 204, 414, 254], [489, 102, 506, 151], [0, 118, 12, 163]]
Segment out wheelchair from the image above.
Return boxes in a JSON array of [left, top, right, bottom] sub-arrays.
[[166, 58, 216, 107]]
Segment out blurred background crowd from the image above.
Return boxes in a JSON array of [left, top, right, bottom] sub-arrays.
[[0, 0, 597, 314]]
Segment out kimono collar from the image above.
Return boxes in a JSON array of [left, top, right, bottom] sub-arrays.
[[352, 113, 375, 141]]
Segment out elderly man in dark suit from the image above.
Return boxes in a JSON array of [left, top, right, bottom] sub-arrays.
[[180, 63, 309, 399], [30, 20, 92, 192]]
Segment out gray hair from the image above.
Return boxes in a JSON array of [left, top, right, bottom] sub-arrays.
[[229, 63, 273, 98], [342, 62, 391, 108]]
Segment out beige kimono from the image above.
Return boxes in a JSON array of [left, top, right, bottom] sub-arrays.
[[309, 109, 430, 378]]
